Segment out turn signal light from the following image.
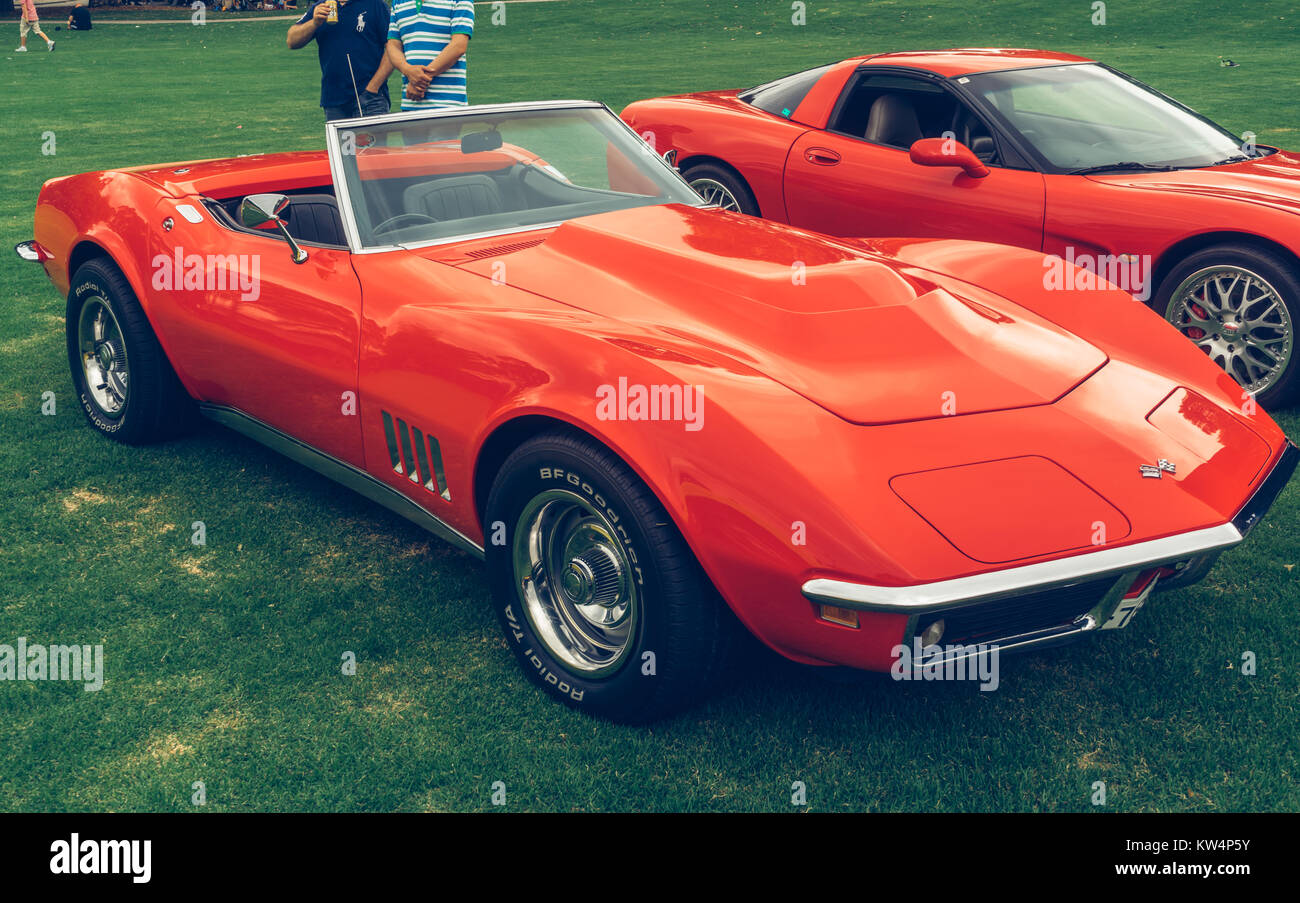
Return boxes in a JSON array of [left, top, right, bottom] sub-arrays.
[[819, 604, 859, 628]]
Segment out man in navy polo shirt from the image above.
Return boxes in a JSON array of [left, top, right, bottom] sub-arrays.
[[288, 0, 395, 121]]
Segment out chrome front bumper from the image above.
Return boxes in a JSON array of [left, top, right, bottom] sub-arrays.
[[802, 440, 1298, 662]]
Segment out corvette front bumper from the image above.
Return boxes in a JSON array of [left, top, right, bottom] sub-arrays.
[[802, 441, 1298, 665]]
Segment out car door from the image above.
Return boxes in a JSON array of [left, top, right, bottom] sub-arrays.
[[783, 70, 1046, 251], [147, 198, 365, 466]]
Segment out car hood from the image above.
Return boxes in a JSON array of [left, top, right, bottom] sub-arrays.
[[1089, 149, 1300, 216], [454, 204, 1106, 425]]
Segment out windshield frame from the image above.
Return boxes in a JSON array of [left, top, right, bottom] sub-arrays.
[[954, 63, 1256, 175], [324, 100, 705, 254]]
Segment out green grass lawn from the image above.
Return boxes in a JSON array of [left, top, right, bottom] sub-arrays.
[[2, 0, 1298, 812]]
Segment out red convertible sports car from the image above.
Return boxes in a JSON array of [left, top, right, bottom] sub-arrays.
[[18, 101, 1298, 721], [622, 49, 1300, 407]]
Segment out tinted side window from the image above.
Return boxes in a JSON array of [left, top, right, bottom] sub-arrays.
[[740, 65, 834, 118], [829, 74, 953, 139], [828, 72, 1012, 166]]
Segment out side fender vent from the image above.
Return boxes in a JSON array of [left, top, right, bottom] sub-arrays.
[[381, 410, 451, 501]]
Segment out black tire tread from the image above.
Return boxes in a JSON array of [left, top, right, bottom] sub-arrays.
[[67, 257, 195, 444], [681, 161, 761, 217], [487, 429, 733, 722]]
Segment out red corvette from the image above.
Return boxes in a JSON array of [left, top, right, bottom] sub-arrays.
[[622, 49, 1300, 407], [18, 101, 1297, 721]]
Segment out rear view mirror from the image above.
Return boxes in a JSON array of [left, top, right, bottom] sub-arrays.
[[239, 193, 308, 264], [461, 129, 504, 154], [240, 192, 290, 229], [908, 138, 990, 179]]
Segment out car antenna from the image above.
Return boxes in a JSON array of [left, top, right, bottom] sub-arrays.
[[346, 53, 363, 116]]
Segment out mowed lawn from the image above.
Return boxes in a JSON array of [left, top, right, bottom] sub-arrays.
[[1, 0, 1298, 812]]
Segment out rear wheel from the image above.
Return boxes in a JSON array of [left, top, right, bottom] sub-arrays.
[[681, 162, 760, 216], [66, 258, 195, 444], [484, 430, 730, 722], [1155, 244, 1300, 407]]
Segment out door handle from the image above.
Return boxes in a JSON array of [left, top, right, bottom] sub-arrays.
[[804, 147, 842, 166]]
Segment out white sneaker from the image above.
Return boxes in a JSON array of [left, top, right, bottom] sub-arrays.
[[47, 41, 54, 52], [14, 46, 27, 52]]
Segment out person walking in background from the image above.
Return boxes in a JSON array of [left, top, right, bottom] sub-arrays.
[[16, 0, 55, 52], [287, 0, 394, 121], [386, 0, 474, 111]]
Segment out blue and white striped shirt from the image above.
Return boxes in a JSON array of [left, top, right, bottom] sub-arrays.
[[388, 0, 475, 110]]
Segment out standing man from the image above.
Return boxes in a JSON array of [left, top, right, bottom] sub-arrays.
[[288, 0, 394, 121], [15, 0, 54, 52], [386, 0, 474, 111]]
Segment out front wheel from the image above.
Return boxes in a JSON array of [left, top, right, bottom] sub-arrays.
[[681, 162, 760, 216], [66, 258, 195, 444], [484, 431, 730, 722], [1155, 244, 1300, 407]]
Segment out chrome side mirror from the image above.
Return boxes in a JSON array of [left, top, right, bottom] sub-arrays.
[[240, 193, 308, 264], [15, 240, 47, 262]]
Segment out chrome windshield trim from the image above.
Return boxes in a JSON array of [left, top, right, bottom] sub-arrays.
[[802, 523, 1242, 613], [324, 100, 704, 255], [353, 222, 572, 254], [327, 100, 605, 130], [325, 114, 365, 252]]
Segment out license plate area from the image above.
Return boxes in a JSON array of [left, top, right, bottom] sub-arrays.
[[1101, 570, 1159, 630]]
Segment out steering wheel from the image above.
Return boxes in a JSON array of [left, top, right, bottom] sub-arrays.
[[372, 213, 439, 236], [953, 108, 996, 162]]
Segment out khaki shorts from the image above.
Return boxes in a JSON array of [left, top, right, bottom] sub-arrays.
[[21, 16, 43, 38]]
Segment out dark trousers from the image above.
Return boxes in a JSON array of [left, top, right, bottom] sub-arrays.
[[323, 91, 390, 122]]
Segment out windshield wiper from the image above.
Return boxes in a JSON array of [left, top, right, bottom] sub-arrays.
[[1067, 161, 1182, 175], [1206, 154, 1252, 166]]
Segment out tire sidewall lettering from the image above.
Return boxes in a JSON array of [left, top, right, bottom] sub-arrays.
[[536, 465, 643, 587], [70, 280, 130, 431]]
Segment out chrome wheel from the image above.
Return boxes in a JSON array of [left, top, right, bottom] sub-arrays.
[[77, 298, 129, 418], [513, 489, 638, 676], [1165, 265, 1294, 397], [690, 178, 742, 212]]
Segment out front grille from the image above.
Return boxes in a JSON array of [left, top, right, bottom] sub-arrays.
[[915, 577, 1115, 646]]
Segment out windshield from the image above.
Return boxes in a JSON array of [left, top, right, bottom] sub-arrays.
[[328, 104, 703, 249], [962, 64, 1248, 172]]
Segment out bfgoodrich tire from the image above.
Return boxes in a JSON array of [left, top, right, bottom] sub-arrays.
[[1154, 243, 1300, 408], [66, 258, 195, 444], [485, 430, 730, 722]]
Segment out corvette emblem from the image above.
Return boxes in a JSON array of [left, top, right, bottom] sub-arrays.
[[1140, 459, 1177, 479]]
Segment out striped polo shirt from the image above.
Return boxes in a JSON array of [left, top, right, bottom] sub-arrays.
[[388, 0, 475, 111]]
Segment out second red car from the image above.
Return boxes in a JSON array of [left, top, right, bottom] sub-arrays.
[[623, 49, 1300, 407]]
